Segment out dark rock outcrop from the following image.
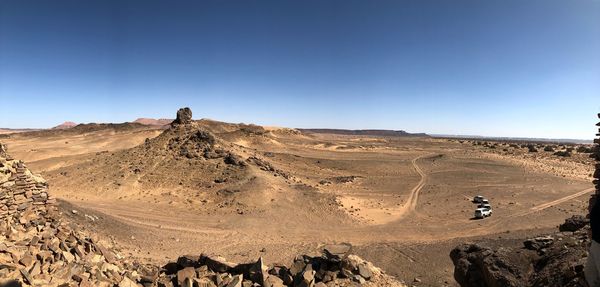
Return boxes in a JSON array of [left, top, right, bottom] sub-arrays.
[[172, 107, 193, 126], [559, 215, 589, 232], [450, 244, 531, 287], [451, 226, 590, 287]]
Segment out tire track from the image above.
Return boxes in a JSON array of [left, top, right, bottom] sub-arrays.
[[510, 187, 594, 218], [395, 154, 431, 220]]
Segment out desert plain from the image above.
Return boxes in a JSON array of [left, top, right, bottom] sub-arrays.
[[0, 115, 594, 286]]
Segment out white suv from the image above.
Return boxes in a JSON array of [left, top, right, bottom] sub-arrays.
[[474, 208, 492, 219]]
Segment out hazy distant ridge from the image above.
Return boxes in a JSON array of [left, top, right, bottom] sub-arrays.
[[300, 129, 429, 137], [432, 134, 592, 144]]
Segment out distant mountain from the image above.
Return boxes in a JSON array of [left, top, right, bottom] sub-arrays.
[[0, 128, 39, 135], [431, 134, 593, 144], [52, 121, 78, 130], [299, 129, 429, 137], [133, 118, 173, 126]]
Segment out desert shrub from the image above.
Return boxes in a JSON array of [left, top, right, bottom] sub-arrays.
[[527, 144, 538, 153], [554, 150, 571, 157]]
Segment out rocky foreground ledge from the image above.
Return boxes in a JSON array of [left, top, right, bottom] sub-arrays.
[[450, 215, 590, 287], [0, 142, 406, 287]]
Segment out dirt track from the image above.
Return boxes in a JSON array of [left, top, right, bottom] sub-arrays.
[[397, 154, 432, 219]]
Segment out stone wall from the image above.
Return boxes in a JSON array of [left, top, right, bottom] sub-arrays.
[[0, 144, 55, 220]]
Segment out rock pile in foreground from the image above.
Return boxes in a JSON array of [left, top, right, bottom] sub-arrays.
[[450, 215, 590, 287], [0, 208, 143, 286], [0, 145, 405, 286], [157, 248, 405, 287]]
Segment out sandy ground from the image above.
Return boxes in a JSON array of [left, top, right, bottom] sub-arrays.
[[0, 124, 594, 287]]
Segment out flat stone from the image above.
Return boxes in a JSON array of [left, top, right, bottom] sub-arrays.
[[263, 275, 285, 287], [358, 263, 372, 280], [176, 266, 196, 286], [202, 254, 236, 273], [226, 274, 243, 287], [119, 276, 139, 287], [323, 243, 352, 261]]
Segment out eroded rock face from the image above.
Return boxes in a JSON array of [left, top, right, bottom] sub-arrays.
[[172, 107, 193, 126]]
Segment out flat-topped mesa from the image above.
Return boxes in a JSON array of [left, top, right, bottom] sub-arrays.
[[0, 145, 55, 222], [171, 107, 193, 126]]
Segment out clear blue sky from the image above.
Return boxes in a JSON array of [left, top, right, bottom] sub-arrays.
[[0, 0, 599, 139]]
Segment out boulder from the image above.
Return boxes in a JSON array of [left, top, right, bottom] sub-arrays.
[[248, 257, 268, 285], [177, 255, 201, 268], [226, 274, 243, 287], [559, 215, 589, 232], [224, 153, 246, 166], [263, 275, 285, 287], [176, 267, 196, 286], [523, 236, 554, 251], [323, 243, 352, 261], [450, 244, 530, 287], [358, 263, 373, 280], [201, 254, 236, 273]]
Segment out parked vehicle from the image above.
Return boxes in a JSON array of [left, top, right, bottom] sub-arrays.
[[478, 203, 492, 210], [473, 195, 484, 203], [474, 208, 492, 219], [481, 199, 489, 205]]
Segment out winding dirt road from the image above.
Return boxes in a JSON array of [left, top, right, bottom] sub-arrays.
[[395, 154, 430, 220]]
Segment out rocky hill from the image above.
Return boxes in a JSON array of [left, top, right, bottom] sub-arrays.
[[52, 121, 78, 130], [0, 122, 159, 140], [43, 108, 291, 215], [0, 138, 407, 287]]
